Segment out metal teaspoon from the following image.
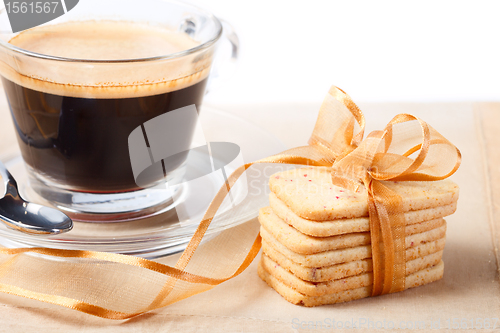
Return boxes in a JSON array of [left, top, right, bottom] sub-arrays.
[[0, 160, 73, 235]]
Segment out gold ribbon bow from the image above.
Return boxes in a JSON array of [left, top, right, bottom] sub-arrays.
[[0, 86, 461, 319]]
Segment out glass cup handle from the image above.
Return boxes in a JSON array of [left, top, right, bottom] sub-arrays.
[[205, 19, 239, 95]]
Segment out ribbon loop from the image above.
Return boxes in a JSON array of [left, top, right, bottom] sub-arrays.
[[308, 86, 365, 162]]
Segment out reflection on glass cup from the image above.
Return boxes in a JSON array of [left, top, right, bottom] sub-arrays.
[[0, 0, 238, 221]]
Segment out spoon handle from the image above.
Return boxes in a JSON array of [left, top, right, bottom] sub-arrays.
[[0, 160, 19, 198]]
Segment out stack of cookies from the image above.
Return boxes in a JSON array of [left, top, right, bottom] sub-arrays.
[[257, 167, 459, 306]]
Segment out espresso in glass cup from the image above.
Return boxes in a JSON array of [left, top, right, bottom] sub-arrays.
[[0, 0, 237, 221]]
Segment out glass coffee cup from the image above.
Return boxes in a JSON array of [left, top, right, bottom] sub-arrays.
[[0, 0, 238, 221]]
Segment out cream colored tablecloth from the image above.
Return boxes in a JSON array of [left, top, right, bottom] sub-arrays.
[[0, 98, 499, 332]]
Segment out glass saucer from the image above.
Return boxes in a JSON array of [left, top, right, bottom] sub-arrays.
[[0, 107, 286, 258]]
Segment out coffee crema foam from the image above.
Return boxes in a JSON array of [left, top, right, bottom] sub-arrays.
[[3, 21, 211, 98]]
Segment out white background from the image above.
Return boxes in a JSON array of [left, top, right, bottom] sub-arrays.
[[1, 0, 498, 104], [190, 0, 500, 105]]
